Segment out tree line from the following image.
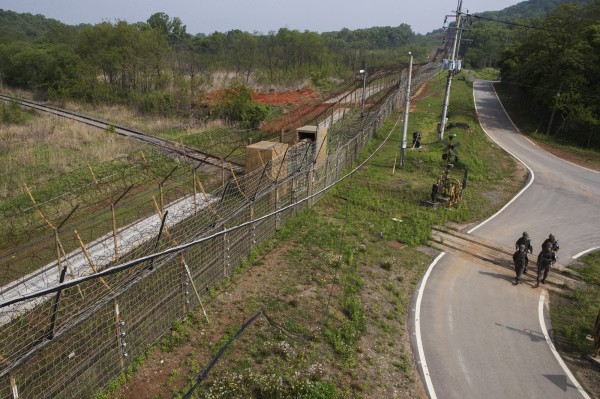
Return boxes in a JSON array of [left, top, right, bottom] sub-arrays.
[[0, 10, 435, 121], [460, 0, 600, 148]]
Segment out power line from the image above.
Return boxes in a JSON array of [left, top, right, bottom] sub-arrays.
[[465, 12, 567, 33], [499, 80, 600, 101]]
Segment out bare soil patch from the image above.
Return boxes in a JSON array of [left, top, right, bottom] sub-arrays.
[[252, 89, 318, 106]]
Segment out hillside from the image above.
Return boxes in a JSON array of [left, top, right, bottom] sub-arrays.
[[476, 0, 590, 20]]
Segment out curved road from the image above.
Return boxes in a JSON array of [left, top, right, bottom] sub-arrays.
[[413, 80, 600, 398]]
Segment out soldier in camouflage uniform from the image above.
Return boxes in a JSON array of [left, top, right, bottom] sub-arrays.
[[535, 243, 557, 288], [542, 234, 559, 253], [515, 232, 533, 273], [512, 245, 528, 285]]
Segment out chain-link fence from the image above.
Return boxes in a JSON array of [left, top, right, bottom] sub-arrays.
[[0, 62, 440, 398]]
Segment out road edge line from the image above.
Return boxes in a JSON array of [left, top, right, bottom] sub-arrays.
[[572, 247, 600, 259], [467, 81, 535, 234], [414, 251, 445, 399], [538, 293, 591, 399]]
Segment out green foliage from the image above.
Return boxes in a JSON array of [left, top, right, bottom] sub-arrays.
[[552, 251, 600, 355], [214, 82, 268, 128], [0, 100, 32, 124], [137, 91, 175, 116], [462, 20, 514, 69], [160, 319, 189, 352], [469, 68, 500, 81], [0, 9, 438, 118], [496, 2, 600, 148]]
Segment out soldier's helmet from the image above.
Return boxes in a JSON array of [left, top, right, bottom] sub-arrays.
[[523, 232, 528, 237], [549, 234, 555, 241]]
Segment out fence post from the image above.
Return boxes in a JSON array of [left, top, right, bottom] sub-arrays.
[[10, 375, 18, 399], [307, 168, 314, 206], [223, 229, 230, 278], [46, 265, 67, 340], [114, 301, 128, 371], [275, 184, 281, 231], [249, 203, 255, 252], [182, 253, 189, 314], [291, 175, 297, 215]]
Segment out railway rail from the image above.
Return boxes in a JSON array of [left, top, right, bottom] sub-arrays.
[[0, 93, 245, 174]]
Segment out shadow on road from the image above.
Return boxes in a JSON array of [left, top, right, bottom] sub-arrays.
[[478, 270, 514, 283], [494, 322, 545, 343], [543, 374, 578, 392]]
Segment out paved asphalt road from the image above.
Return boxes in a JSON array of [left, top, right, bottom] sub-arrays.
[[412, 80, 600, 399]]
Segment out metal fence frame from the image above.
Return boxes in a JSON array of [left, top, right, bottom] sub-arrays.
[[0, 62, 440, 399]]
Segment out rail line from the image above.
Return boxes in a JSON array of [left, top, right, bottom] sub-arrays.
[[0, 93, 245, 173]]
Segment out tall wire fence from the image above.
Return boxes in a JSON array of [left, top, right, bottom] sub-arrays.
[[0, 62, 440, 399]]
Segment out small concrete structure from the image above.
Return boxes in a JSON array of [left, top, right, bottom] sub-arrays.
[[245, 141, 288, 178], [296, 125, 327, 165]]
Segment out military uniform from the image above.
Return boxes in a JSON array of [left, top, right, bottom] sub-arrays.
[[513, 247, 528, 284], [542, 237, 559, 252], [515, 233, 533, 272], [535, 247, 556, 287]]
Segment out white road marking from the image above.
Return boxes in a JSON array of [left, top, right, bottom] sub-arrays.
[[538, 293, 591, 399], [467, 82, 535, 234], [415, 251, 445, 399], [572, 247, 600, 259]]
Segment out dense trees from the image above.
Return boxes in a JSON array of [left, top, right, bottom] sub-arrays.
[[498, 1, 600, 148], [0, 9, 430, 118]]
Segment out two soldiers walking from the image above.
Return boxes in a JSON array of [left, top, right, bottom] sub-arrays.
[[513, 232, 558, 286]]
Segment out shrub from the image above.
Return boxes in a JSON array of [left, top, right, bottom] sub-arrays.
[[214, 82, 268, 129]]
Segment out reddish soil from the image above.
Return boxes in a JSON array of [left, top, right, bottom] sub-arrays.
[[251, 89, 319, 106], [201, 87, 324, 134], [202, 88, 318, 107]]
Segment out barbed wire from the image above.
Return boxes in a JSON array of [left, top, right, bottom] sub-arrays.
[[0, 62, 441, 399]]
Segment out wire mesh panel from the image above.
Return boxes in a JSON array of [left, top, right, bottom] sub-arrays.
[[0, 63, 442, 398]]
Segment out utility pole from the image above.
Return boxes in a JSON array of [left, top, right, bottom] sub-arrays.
[[439, 0, 463, 141], [400, 52, 413, 167], [546, 82, 562, 136], [360, 69, 367, 117]]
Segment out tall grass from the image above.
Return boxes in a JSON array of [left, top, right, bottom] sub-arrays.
[[0, 113, 145, 199]]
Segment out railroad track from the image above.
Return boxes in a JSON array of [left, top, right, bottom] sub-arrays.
[[0, 93, 245, 174], [429, 227, 585, 291]]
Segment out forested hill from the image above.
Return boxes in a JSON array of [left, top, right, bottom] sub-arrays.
[[0, 9, 85, 43], [0, 8, 437, 120], [474, 0, 590, 21]]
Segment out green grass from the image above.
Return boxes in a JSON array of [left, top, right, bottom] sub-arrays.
[[0, 151, 198, 286], [468, 68, 500, 81], [552, 251, 600, 355], [116, 72, 525, 398], [85, 71, 529, 398]]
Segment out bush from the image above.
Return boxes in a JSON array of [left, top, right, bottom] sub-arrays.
[[215, 82, 268, 129], [137, 92, 175, 116], [0, 101, 30, 124]]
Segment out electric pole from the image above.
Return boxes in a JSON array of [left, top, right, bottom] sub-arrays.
[[439, 0, 463, 141], [546, 83, 562, 136], [400, 52, 413, 167]]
